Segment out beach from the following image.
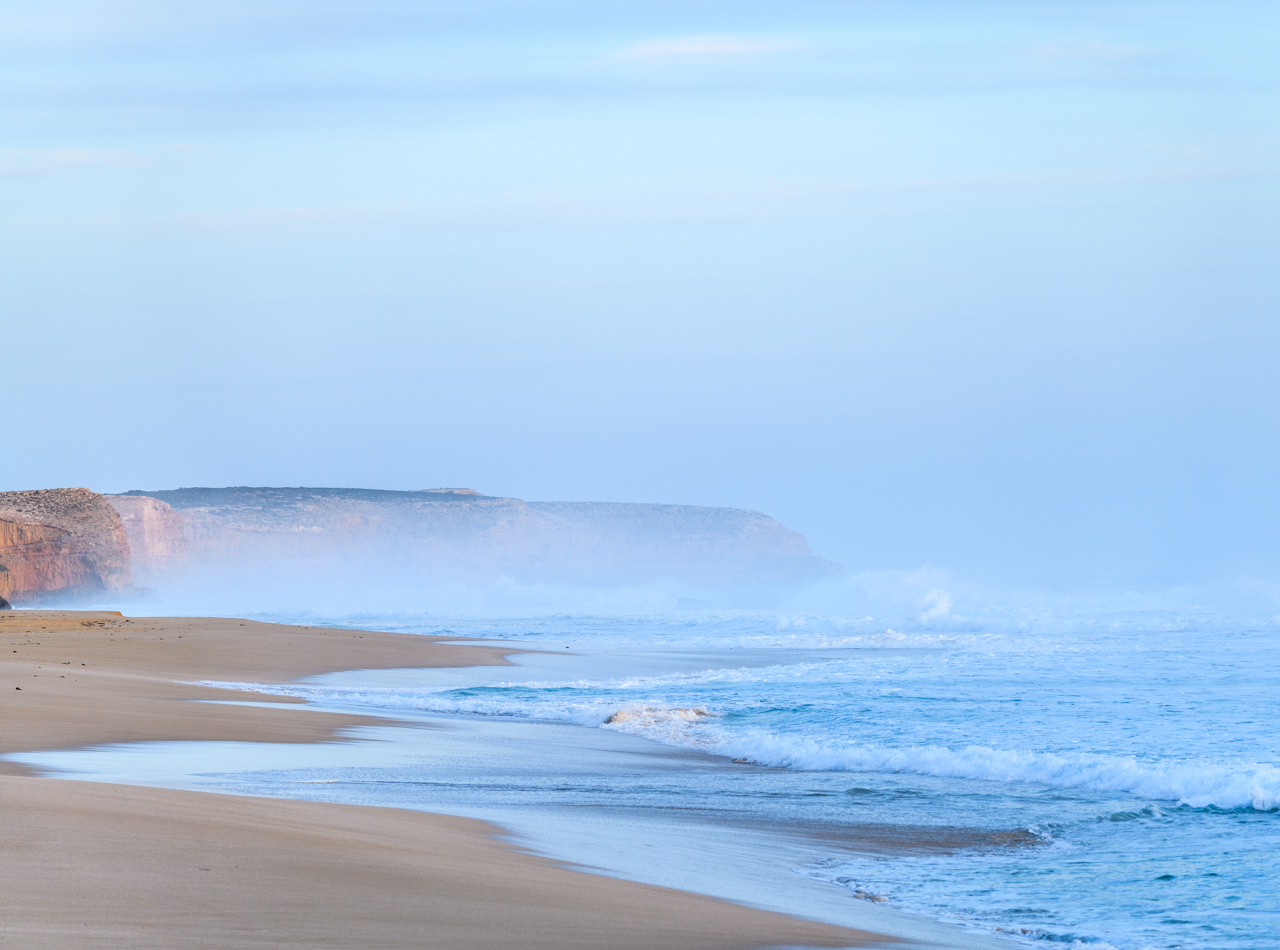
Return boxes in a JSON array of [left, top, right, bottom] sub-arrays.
[[0, 610, 889, 949]]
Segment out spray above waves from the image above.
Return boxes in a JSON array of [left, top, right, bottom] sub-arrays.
[[198, 679, 1280, 811]]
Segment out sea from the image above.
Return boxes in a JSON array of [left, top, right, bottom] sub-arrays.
[[13, 589, 1280, 949]]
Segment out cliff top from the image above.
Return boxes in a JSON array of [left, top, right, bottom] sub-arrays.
[[118, 487, 775, 520], [122, 487, 497, 509], [0, 488, 124, 536]]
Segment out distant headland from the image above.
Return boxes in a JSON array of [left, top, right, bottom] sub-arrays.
[[0, 487, 838, 606]]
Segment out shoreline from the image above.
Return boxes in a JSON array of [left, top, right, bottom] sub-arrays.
[[1, 610, 894, 949], [1, 610, 519, 765]]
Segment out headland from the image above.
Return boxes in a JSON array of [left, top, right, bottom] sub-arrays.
[[0, 486, 839, 607]]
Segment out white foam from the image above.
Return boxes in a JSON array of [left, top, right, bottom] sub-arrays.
[[605, 706, 710, 725], [197, 679, 1280, 811], [703, 729, 1280, 811]]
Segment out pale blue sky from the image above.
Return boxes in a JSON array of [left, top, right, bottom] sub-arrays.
[[3, 1, 1278, 585]]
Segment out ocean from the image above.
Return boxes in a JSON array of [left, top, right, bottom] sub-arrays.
[[15, 600, 1280, 949]]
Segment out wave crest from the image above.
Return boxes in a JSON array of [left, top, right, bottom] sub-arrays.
[[710, 732, 1280, 811], [605, 705, 710, 725], [197, 680, 1280, 811]]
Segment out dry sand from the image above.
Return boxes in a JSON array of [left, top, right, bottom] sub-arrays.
[[1, 611, 516, 764], [1, 611, 892, 949]]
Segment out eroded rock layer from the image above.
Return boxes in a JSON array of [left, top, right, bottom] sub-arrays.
[[106, 495, 189, 587], [0, 489, 134, 604]]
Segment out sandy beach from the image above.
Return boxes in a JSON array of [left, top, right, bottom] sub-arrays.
[[1, 611, 891, 949]]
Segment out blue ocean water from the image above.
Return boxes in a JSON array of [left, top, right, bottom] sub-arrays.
[[16, 601, 1280, 948], [250, 608, 1279, 949]]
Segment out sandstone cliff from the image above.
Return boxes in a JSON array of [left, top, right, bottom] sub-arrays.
[[105, 494, 189, 587], [107, 487, 836, 592], [0, 489, 134, 605]]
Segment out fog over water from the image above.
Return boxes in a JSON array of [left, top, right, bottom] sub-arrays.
[[4, 1, 1279, 595]]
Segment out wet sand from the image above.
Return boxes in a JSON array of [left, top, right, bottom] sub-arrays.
[[1, 611, 892, 949]]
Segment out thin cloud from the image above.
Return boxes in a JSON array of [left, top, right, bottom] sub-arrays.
[[1029, 41, 1151, 64], [174, 206, 366, 230], [0, 148, 147, 176], [613, 35, 803, 63], [150, 164, 1243, 237]]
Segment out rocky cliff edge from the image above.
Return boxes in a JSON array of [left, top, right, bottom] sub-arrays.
[[0, 489, 134, 605]]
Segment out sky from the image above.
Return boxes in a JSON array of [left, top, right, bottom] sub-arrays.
[[3, 0, 1278, 587]]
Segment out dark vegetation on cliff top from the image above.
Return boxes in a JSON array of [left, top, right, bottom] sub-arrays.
[[123, 487, 490, 508]]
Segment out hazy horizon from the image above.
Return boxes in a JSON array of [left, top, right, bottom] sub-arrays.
[[4, 1, 1278, 593]]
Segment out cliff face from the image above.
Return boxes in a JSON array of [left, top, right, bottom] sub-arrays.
[[105, 495, 189, 586], [0, 489, 134, 604], [107, 487, 837, 592]]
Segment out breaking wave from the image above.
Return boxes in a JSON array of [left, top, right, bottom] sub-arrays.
[[604, 706, 710, 725], [197, 680, 1280, 811], [706, 731, 1280, 812]]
